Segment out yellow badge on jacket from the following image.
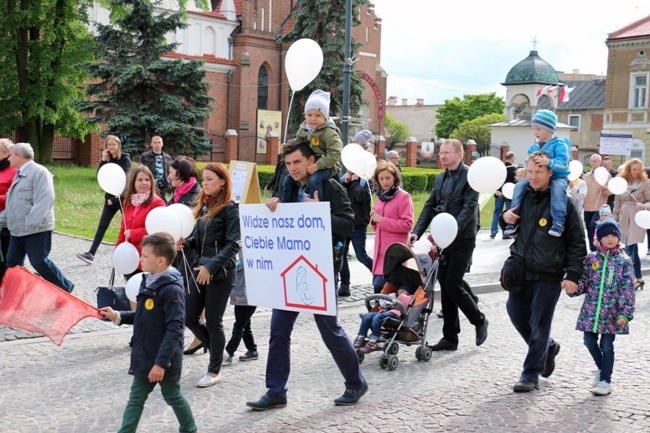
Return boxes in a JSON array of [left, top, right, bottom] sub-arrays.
[[539, 218, 547, 227], [145, 299, 154, 310], [592, 262, 599, 270], [311, 137, 320, 146]]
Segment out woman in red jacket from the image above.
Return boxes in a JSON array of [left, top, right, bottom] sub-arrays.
[[0, 139, 18, 282], [116, 165, 166, 280]]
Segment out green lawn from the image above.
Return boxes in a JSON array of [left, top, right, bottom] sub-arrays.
[[49, 164, 495, 243]]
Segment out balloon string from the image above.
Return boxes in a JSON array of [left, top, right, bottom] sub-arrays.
[[119, 198, 127, 238], [181, 250, 200, 294], [284, 91, 295, 145]]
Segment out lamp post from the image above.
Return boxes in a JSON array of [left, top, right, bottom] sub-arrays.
[[341, 0, 352, 144]]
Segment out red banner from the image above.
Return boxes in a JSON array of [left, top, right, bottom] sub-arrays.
[[0, 267, 102, 346], [360, 72, 385, 120]]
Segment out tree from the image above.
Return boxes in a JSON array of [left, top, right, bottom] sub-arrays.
[[77, 0, 213, 157], [279, 0, 369, 141], [0, 0, 95, 163], [384, 114, 410, 145], [435, 93, 505, 140], [450, 113, 505, 147]]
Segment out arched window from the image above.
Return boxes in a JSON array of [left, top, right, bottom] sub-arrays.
[[258, 65, 269, 109]]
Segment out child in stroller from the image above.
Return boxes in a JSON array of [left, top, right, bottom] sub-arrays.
[[354, 242, 438, 370]]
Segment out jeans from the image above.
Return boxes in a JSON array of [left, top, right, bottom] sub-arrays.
[[511, 178, 569, 227], [490, 195, 511, 236], [89, 200, 121, 256], [584, 332, 616, 383], [307, 168, 332, 199], [506, 280, 561, 382], [624, 244, 642, 279], [225, 305, 257, 356], [339, 227, 373, 289], [6, 231, 74, 292], [437, 240, 484, 344], [118, 377, 196, 433], [185, 267, 235, 375], [358, 312, 396, 339], [265, 308, 365, 399]]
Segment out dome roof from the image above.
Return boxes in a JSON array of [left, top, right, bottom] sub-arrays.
[[503, 50, 559, 85]]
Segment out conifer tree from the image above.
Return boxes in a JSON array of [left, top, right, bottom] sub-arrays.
[[77, 0, 212, 156]]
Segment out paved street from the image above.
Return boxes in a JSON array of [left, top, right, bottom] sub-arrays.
[[0, 232, 648, 432]]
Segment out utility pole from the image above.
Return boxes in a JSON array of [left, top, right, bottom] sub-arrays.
[[341, 0, 352, 144]]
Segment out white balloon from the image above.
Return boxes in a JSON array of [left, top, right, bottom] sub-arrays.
[[97, 163, 127, 196], [594, 166, 610, 186], [167, 203, 195, 239], [430, 212, 458, 249], [467, 157, 507, 194], [635, 210, 650, 230], [125, 272, 149, 303], [568, 160, 583, 181], [145, 207, 183, 241], [501, 182, 516, 200], [607, 177, 628, 195], [285, 39, 323, 91], [342, 144, 377, 180], [112, 242, 140, 275]]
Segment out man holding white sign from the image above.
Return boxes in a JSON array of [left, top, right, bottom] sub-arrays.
[[246, 141, 367, 410]]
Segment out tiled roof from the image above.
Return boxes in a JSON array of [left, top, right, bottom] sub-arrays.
[[188, 10, 227, 19], [538, 79, 606, 110], [163, 51, 237, 66], [276, 2, 301, 39], [234, 0, 244, 15], [608, 15, 650, 41]]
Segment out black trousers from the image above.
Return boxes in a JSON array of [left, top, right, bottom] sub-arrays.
[[185, 268, 235, 375], [225, 305, 258, 356], [0, 228, 10, 283], [89, 201, 122, 256], [437, 239, 485, 344]]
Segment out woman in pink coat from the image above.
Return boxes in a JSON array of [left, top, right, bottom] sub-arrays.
[[370, 159, 414, 293]]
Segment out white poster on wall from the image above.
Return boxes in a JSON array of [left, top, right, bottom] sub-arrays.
[[600, 131, 632, 156], [239, 202, 336, 316]]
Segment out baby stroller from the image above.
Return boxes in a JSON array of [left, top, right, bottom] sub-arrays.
[[356, 242, 438, 370]]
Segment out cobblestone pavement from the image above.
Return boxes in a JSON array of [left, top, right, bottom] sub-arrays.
[[1, 232, 648, 432]]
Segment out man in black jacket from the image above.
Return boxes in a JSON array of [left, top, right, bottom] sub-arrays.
[[247, 141, 368, 411], [140, 136, 172, 198], [501, 152, 586, 392], [409, 139, 488, 351]]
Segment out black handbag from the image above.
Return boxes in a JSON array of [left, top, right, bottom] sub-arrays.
[[500, 255, 526, 293], [96, 269, 131, 311]]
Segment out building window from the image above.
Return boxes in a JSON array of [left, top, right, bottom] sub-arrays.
[[258, 65, 268, 110], [568, 114, 580, 131], [631, 74, 647, 108]]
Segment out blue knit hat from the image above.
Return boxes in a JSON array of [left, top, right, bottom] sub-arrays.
[[304, 89, 330, 118], [599, 204, 612, 218], [354, 130, 372, 146], [531, 109, 557, 132], [596, 219, 621, 242]]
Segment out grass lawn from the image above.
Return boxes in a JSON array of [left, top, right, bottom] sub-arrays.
[[49, 164, 496, 243]]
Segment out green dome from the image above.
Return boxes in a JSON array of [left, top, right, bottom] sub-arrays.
[[503, 51, 559, 85]]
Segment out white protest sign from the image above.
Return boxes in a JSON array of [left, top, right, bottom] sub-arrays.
[[599, 131, 632, 156], [239, 202, 336, 316]]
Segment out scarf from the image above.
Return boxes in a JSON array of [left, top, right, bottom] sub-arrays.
[[627, 180, 643, 193], [130, 192, 149, 207], [378, 185, 399, 202], [597, 244, 620, 254], [0, 158, 9, 172], [172, 177, 197, 203]]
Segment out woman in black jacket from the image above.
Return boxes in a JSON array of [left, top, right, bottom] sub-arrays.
[[184, 162, 240, 388], [167, 157, 201, 207], [77, 135, 131, 264]]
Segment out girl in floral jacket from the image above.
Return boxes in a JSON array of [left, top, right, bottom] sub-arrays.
[[567, 219, 635, 397]]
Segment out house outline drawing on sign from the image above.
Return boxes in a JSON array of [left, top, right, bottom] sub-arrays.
[[281, 255, 329, 312]]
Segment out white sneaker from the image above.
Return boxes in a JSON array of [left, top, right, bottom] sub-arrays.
[[591, 380, 612, 396], [197, 372, 222, 388], [592, 370, 601, 387], [222, 353, 232, 365]]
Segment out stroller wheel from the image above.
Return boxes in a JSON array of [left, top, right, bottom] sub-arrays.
[[356, 350, 365, 363], [387, 355, 399, 371], [421, 346, 433, 362], [387, 342, 399, 355], [379, 354, 389, 369], [415, 346, 422, 360]]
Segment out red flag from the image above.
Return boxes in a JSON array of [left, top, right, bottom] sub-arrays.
[[0, 267, 102, 346], [558, 86, 575, 103]]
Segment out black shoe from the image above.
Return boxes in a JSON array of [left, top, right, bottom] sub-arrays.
[[239, 350, 259, 361], [513, 377, 539, 392], [489, 233, 496, 239], [338, 288, 351, 297], [436, 309, 444, 318], [334, 380, 368, 406], [541, 343, 560, 378], [428, 338, 458, 351], [475, 318, 488, 346], [502, 235, 512, 240], [184, 343, 207, 355], [246, 394, 287, 411]]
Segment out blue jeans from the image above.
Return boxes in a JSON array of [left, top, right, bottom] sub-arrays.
[[6, 231, 74, 292], [506, 280, 561, 382], [225, 305, 257, 356], [490, 195, 511, 236], [265, 308, 365, 399], [339, 227, 373, 289], [624, 244, 642, 279], [584, 332, 616, 384], [307, 168, 332, 199], [358, 311, 396, 339], [511, 177, 569, 227]]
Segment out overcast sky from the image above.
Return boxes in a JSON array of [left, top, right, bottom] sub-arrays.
[[371, 0, 649, 105]]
